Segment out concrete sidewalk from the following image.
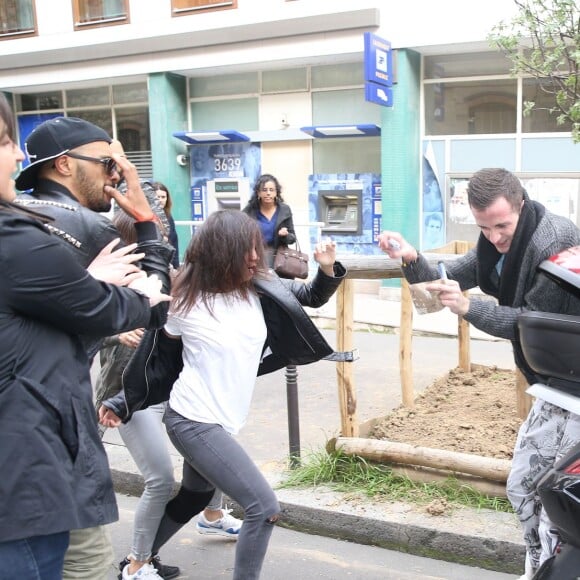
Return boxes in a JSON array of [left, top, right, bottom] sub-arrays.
[[102, 293, 524, 576]]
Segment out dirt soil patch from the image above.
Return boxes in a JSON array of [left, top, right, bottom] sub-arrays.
[[368, 366, 522, 460]]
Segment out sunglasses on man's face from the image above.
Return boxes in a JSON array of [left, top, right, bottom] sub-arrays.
[[66, 152, 118, 176]]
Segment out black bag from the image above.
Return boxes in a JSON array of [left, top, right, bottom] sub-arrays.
[[273, 241, 309, 279]]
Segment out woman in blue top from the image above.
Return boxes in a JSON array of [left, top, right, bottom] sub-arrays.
[[242, 174, 296, 273]]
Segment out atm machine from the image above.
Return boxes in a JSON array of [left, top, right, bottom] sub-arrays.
[[206, 177, 251, 214], [318, 190, 362, 235]]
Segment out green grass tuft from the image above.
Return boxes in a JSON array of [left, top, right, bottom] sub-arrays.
[[278, 449, 513, 513]]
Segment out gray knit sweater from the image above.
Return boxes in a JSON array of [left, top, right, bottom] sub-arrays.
[[403, 209, 580, 346]]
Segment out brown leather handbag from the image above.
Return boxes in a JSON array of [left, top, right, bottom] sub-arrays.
[[273, 241, 309, 279]]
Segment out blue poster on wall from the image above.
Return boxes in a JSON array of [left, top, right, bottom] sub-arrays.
[[422, 141, 446, 249]]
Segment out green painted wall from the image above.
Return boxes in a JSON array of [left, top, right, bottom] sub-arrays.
[[148, 72, 189, 262], [380, 49, 421, 287]]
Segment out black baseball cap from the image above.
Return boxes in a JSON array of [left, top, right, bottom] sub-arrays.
[[15, 117, 112, 191]]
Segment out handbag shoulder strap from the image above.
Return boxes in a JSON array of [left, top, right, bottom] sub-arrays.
[[286, 237, 301, 251], [278, 239, 302, 251]]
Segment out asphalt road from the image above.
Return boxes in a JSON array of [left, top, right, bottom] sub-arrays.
[[108, 493, 519, 580]]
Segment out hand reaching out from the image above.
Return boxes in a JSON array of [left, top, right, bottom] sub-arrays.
[[313, 238, 337, 276], [98, 405, 122, 429], [377, 231, 418, 263], [118, 328, 144, 349], [128, 273, 172, 307], [87, 238, 145, 286]]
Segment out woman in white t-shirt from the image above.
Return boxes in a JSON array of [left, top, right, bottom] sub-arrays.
[[142, 210, 344, 580]]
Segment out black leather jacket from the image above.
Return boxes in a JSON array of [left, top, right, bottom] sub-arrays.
[[0, 202, 165, 542], [104, 263, 347, 422], [16, 179, 173, 355], [17, 179, 122, 266]]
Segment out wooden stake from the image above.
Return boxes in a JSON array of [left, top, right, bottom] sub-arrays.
[[400, 279, 414, 408], [516, 369, 532, 420], [336, 279, 358, 437]]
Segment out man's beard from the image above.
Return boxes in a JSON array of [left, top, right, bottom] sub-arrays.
[[77, 165, 112, 213]]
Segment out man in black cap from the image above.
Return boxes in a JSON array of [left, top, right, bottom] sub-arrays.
[[17, 117, 130, 264], [15, 117, 179, 580]]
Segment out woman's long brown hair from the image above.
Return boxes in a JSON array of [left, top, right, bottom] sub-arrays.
[[150, 181, 172, 216], [171, 210, 268, 315]]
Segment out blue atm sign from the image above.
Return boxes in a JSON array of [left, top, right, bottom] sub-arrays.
[[364, 32, 393, 107]]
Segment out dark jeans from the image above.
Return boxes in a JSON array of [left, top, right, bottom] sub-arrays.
[[164, 406, 280, 580], [0, 531, 69, 580]]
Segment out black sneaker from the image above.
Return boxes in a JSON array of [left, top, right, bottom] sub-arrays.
[[118, 556, 180, 580], [151, 554, 180, 579]]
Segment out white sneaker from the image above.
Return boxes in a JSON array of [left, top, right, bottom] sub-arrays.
[[196, 508, 242, 539], [121, 562, 163, 579]]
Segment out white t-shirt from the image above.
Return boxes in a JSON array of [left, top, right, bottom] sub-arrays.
[[165, 291, 267, 435]]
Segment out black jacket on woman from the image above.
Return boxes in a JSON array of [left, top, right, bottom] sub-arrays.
[[104, 262, 347, 421], [0, 202, 169, 543], [242, 201, 296, 249]]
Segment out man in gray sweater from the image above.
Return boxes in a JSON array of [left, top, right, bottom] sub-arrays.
[[379, 168, 580, 580]]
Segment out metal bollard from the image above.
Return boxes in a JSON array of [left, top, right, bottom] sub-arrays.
[[285, 364, 301, 468]]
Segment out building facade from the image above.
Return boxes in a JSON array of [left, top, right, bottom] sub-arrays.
[[2, 0, 579, 261]]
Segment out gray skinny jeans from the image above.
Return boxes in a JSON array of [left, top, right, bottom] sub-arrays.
[[119, 403, 175, 562], [117, 403, 226, 561], [163, 406, 280, 580]]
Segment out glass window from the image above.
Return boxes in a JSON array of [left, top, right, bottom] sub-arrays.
[[72, 109, 113, 137], [72, 0, 129, 28], [113, 82, 148, 104], [172, 0, 236, 15], [189, 73, 258, 98], [424, 52, 512, 80], [17, 91, 63, 111], [1, 0, 36, 38], [312, 89, 381, 126], [115, 105, 150, 151], [522, 78, 574, 134], [311, 62, 363, 89], [425, 80, 517, 135], [261, 68, 308, 93], [15, 84, 151, 179], [66, 87, 111, 108], [190, 98, 259, 132]]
